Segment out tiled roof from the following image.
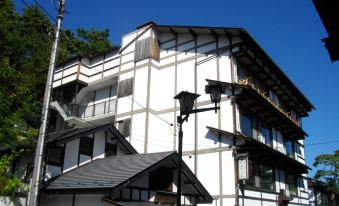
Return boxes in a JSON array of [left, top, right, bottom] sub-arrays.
[[43, 151, 213, 203]]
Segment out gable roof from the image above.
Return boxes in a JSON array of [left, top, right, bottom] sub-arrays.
[[43, 151, 213, 204], [47, 123, 137, 154], [137, 22, 314, 116]]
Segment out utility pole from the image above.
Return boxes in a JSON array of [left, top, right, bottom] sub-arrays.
[[28, 0, 66, 205]]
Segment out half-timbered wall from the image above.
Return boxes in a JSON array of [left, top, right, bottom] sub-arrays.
[[44, 131, 127, 180], [50, 25, 310, 206]]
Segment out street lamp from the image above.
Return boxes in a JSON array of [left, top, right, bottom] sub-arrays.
[[174, 80, 225, 206]]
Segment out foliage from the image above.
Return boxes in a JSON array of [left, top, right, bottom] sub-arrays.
[[0, 0, 114, 197], [313, 149, 339, 193], [0, 152, 24, 199]]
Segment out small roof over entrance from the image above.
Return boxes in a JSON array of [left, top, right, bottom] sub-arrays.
[[43, 151, 213, 204]]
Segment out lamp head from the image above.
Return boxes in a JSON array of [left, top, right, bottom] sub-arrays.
[[174, 91, 200, 115], [205, 80, 226, 104]]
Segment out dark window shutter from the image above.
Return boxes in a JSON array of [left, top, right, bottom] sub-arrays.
[[46, 146, 64, 166], [118, 118, 131, 137], [105, 143, 117, 157], [117, 78, 134, 98], [134, 37, 160, 62], [79, 137, 93, 156]]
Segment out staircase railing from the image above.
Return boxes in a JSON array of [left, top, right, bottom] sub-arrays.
[[63, 99, 116, 119]]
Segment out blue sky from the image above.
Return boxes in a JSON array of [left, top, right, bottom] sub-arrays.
[[14, 0, 338, 177]]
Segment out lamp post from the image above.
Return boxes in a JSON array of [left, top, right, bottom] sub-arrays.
[[174, 80, 225, 206]]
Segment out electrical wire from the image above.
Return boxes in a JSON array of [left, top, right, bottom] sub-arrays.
[[27, 0, 82, 56], [32, 0, 56, 22], [305, 139, 339, 146], [127, 96, 177, 135], [131, 133, 220, 149]]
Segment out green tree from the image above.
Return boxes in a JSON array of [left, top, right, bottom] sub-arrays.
[[313, 150, 339, 198], [0, 0, 115, 197]]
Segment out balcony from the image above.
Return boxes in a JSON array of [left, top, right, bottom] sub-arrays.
[[232, 41, 314, 117], [224, 77, 307, 140], [63, 99, 117, 119], [239, 78, 300, 127]]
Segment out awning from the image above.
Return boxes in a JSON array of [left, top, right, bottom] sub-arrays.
[[43, 151, 213, 204], [207, 126, 310, 174]]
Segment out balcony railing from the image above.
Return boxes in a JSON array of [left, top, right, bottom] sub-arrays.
[[63, 99, 116, 119], [238, 78, 300, 127]]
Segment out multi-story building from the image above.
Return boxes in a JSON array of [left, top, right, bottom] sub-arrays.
[[39, 22, 314, 205]]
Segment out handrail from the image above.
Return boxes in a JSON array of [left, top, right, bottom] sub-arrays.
[[64, 98, 116, 119], [238, 78, 300, 127]]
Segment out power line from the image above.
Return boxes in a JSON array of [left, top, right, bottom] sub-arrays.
[[32, 0, 56, 22], [126, 96, 177, 135], [27, 0, 82, 56], [131, 133, 219, 149], [305, 139, 339, 146]]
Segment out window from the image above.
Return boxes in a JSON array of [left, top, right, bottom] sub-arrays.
[[285, 141, 295, 158], [240, 112, 252, 137], [79, 137, 93, 156], [260, 123, 272, 146], [134, 37, 160, 62], [260, 165, 274, 190], [269, 90, 280, 106], [296, 143, 303, 156], [117, 78, 134, 98], [245, 160, 275, 191], [46, 146, 64, 166], [105, 142, 117, 157], [286, 175, 298, 196], [118, 118, 131, 137]]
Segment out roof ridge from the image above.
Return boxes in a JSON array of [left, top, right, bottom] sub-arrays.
[[103, 151, 176, 159]]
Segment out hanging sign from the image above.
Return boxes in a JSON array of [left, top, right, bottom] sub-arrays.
[[237, 153, 249, 180]]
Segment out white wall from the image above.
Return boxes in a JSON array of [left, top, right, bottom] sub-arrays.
[[40, 194, 73, 206], [50, 26, 310, 206], [0, 196, 26, 206]]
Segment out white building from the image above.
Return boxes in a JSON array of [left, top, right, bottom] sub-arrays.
[[39, 22, 314, 206]]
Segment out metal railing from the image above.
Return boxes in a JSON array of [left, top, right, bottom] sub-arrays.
[[238, 78, 300, 127], [64, 99, 116, 119]]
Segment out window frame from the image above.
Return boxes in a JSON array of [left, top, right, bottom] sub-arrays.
[[79, 136, 94, 157], [244, 160, 275, 192], [46, 145, 65, 167], [286, 174, 298, 196]]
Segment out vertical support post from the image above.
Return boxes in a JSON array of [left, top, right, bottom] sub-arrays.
[[28, 1, 65, 205], [177, 116, 183, 206]]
